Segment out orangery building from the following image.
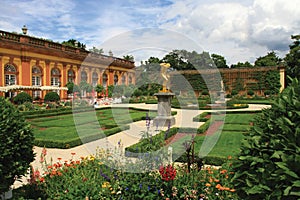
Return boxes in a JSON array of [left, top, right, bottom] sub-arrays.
[[0, 28, 135, 100]]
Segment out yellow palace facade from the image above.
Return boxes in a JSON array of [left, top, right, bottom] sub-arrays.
[[0, 29, 135, 100]]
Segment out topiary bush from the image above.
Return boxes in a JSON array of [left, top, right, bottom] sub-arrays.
[[44, 92, 60, 102], [232, 78, 300, 199], [13, 92, 32, 105], [0, 97, 35, 193]]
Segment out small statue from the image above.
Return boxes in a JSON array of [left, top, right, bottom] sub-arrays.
[[160, 63, 171, 92]]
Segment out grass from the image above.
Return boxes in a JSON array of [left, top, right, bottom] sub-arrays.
[[29, 107, 157, 148], [127, 112, 259, 165]]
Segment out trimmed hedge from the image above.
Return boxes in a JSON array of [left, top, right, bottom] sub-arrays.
[[193, 112, 209, 122]]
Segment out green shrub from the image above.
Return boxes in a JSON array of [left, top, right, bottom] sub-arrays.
[[247, 90, 254, 96], [193, 112, 209, 122], [231, 90, 238, 96], [197, 119, 211, 134], [44, 92, 60, 102], [201, 90, 209, 95], [0, 97, 35, 193], [13, 92, 32, 105], [232, 78, 300, 199]]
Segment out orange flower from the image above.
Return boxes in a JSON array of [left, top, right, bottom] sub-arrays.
[[216, 184, 221, 189], [39, 177, 45, 183], [57, 171, 62, 176], [227, 155, 232, 160], [51, 169, 57, 176], [57, 157, 62, 161], [214, 179, 220, 183], [230, 189, 236, 192], [205, 183, 211, 187], [220, 169, 227, 174], [42, 147, 47, 156]]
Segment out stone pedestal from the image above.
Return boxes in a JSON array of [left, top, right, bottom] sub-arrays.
[[215, 90, 226, 104], [153, 92, 175, 127]]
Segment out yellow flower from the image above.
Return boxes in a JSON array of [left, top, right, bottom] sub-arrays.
[[102, 182, 111, 188], [88, 155, 95, 161]]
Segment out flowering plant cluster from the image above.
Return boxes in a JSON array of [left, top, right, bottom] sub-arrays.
[[19, 147, 237, 199], [159, 164, 177, 182]]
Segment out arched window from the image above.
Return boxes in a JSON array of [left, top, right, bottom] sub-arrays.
[[32, 66, 42, 98], [122, 75, 126, 85], [4, 64, 17, 85], [51, 68, 61, 86], [128, 76, 132, 85], [102, 74, 108, 87], [92, 72, 98, 87], [68, 69, 75, 83], [81, 71, 87, 82], [32, 66, 42, 86], [114, 75, 118, 85]]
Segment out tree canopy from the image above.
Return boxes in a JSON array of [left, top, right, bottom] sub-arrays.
[[254, 51, 281, 67], [62, 39, 86, 49], [284, 35, 300, 83]]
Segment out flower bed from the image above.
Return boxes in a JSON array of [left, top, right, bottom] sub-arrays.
[[15, 148, 237, 199]]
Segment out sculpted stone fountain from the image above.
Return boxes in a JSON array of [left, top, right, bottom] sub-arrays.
[[153, 63, 175, 127]]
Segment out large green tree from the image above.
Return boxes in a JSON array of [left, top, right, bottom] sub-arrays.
[[230, 61, 253, 68], [254, 51, 281, 67], [211, 53, 228, 68], [62, 39, 86, 49], [284, 35, 300, 84], [232, 78, 300, 199]]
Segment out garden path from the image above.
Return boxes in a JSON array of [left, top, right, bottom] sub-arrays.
[[13, 103, 270, 188]]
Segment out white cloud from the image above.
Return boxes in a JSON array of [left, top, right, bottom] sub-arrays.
[[0, 0, 299, 65]]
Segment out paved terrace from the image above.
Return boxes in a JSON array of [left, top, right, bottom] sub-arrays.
[[13, 103, 270, 188]]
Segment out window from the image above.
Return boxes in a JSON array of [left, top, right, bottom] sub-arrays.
[[68, 69, 75, 83], [81, 71, 87, 82], [102, 74, 108, 87], [92, 72, 98, 87], [32, 66, 42, 98], [32, 66, 42, 86], [128, 76, 132, 84], [122, 75, 126, 85], [51, 68, 60, 86], [4, 64, 16, 85], [114, 75, 118, 85]]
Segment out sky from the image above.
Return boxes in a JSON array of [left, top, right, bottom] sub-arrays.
[[1, 0, 299, 66]]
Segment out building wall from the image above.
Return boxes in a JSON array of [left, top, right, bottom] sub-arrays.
[[0, 30, 135, 99]]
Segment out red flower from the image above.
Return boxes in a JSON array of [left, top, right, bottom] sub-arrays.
[[159, 165, 176, 181]]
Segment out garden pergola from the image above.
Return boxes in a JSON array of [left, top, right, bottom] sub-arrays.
[[0, 85, 68, 93]]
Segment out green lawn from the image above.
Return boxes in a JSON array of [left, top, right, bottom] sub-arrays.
[[173, 113, 257, 161], [126, 112, 259, 165], [29, 108, 157, 148]]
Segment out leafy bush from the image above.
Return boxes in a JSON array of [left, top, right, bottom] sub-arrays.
[[13, 92, 32, 105], [232, 78, 300, 199], [44, 92, 60, 102], [247, 90, 254, 96], [0, 97, 35, 193], [231, 90, 238, 96]]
